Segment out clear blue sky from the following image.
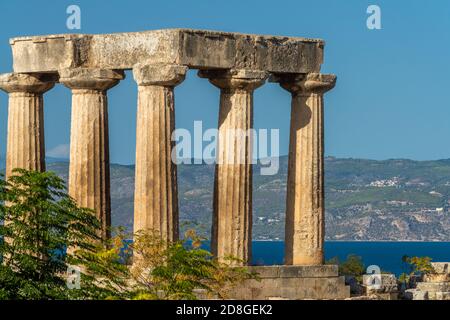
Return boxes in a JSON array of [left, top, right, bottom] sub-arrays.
[[1, 0, 450, 164]]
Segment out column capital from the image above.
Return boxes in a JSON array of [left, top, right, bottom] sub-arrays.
[[0, 72, 56, 94], [198, 68, 268, 92], [59, 68, 124, 91], [272, 73, 336, 96], [133, 64, 188, 86]]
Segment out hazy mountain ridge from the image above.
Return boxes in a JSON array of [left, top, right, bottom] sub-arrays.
[[2, 156, 450, 241]]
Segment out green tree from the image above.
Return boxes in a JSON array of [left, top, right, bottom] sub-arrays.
[[399, 255, 434, 286], [327, 254, 365, 279], [406, 256, 434, 275], [0, 169, 126, 300], [103, 229, 257, 300], [0, 169, 256, 300]]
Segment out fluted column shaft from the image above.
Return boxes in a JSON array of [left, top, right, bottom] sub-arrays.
[[0, 73, 55, 178], [133, 64, 187, 243], [199, 69, 267, 265], [60, 68, 123, 241], [277, 73, 336, 265]]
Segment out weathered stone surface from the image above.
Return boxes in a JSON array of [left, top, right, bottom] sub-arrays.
[[248, 265, 338, 278], [431, 262, 450, 274], [435, 291, 450, 300], [133, 64, 188, 86], [404, 289, 428, 300], [60, 69, 124, 240], [59, 68, 124, 90], [374, 292, 399, 300], [11, 29, 323, 74], [0, 73, 56, 93], [274, 73, 336, 265], [416, 282, 450, 292], [133, 64, 187, 242], [230, 265, 350, 300], [424, 273, 449, 283], [346, 294, 382, 300], [0, 73, 55, 178], [405, 263, 450, 300], [362, 273, 398, 294], [199, 69, 267, 265], [409, 288, 450, 300]]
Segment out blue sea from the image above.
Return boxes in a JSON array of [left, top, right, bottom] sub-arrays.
[[248, 241, 450, 276], [126, 240, 450, 276]]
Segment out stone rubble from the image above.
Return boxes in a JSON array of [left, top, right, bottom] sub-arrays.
[[404, 262, 450, 300]]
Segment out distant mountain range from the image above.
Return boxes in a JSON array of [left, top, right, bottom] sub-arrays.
[[1, 156, 450, 241], [0, 156, 67, 170]]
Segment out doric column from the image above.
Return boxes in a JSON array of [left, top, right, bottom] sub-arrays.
[[275, 73, 336, 265], [132, 64, 187, 243], [0, 73, 55, 178], [60, 68, 124, 241], [199, 69, 267, 265]]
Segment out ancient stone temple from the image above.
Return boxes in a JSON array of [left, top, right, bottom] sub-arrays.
[[0, 29, 349, 299]]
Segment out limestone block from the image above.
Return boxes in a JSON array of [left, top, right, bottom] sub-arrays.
[[278, 265, 338, 277], [372, 292, 399, 300], [363, 273, 398, 294], [404, 289, 428, 300], [435, 291, 450, 300], [230, 265, 350, 300], [247, 265, 338, 278], [424, 273, 449, 283], [423, 262, 450, 282], [416, 282, 450, 292], [59, 68, 124, 90], [11, 29, 323, 74], [0, 73, 55, 93], [133, 64, 188, 86], [431, 262, 450, 274]]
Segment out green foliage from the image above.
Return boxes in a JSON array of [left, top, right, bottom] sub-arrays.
[[399, 255, 435, 287], [0, 169, 125, 300], [121, 229, 257, 300], [0, 169, 256, 300], [398, 272, 410, 284], [327, 254, 365, 278], [402, 255, 434, 276], [408, 256, 434, 274]]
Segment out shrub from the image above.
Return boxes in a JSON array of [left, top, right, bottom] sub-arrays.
[[0, 169, 125, 300]]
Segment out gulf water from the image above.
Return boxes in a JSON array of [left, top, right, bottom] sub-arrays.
[[249, 241, 450, 276]]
